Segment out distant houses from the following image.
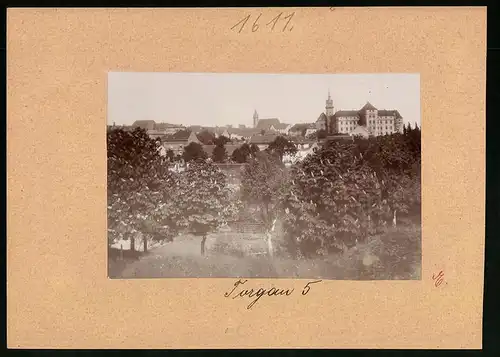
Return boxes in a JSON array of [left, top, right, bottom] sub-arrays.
[[249, 134, 280, 151], [161, 130, 200, 155], [111, 95, 405, 167], [132, 120, 185, 139], [315, 91, 404, 137], [350, 125, 370, 139], [252, 110, 292, 135], [289, 123, 316, 137], [283, 141, 320, 167], [131, 120, 156, 131], [221, 127, 260, 141], [112, 92, 405, 146]]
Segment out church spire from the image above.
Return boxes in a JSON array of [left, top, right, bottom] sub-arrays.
[[325, 90, 334, 117], [253, 109, 259, 128]]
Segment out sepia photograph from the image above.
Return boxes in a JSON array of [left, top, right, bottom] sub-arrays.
[[107, 72, 421, 280]]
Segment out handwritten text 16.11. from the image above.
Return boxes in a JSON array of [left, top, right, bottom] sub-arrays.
[[231, 12, 295, 33]]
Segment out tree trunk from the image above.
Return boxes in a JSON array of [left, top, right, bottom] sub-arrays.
[[266, 231, 274, 258], [267, 218, 277, 258], [130, 236, 135, 252], [393, 210, 397, 227], [143, 235, 148, 252], [201, 234, 207, 256]]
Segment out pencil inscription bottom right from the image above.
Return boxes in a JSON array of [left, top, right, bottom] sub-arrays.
[[107, 72, 422, 281]]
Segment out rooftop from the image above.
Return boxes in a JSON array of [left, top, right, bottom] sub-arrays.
[[161, 130, 192, 142], [256, 118, 281, 131], [360, 101, 377, 111], [249, 134, 279, 144]]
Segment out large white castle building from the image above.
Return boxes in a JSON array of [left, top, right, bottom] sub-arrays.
[[316, 91, 404, 137]]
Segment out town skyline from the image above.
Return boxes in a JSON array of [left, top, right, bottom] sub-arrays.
[[108, 72, 421, 128]]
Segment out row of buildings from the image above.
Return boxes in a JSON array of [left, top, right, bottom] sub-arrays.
[[315, 91, 404, 137], [108, 92, 404, 163], [156, 129, 318, 159], [109, 91, 403, 142]]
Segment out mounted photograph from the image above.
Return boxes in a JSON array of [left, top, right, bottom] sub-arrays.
[[107, 72, 421, 280]]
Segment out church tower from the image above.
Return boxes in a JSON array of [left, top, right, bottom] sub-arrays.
[[253, 109, 259, 128], [325, 89, 334, 117]]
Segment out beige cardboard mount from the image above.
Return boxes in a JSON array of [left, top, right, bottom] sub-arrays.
[[7, 7, 486, 349]]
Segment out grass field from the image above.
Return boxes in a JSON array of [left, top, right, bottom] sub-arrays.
[[109, 225, 421, 280]]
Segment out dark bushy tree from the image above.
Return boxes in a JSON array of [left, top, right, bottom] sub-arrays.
[[165, 149, 175, 161], [231, 143, 260, 163], [282, 141, 389, 257], [197, 130, 216, 145], [156, 159, 239, 255], [212, 143, 227, 163], [183, 142, 207, 162], [241, 152, 290, 256], [107, 128, 178, 252], [231, 147, 246, 163], [266, 136, 297, 162], [214, 135, 230, 146]]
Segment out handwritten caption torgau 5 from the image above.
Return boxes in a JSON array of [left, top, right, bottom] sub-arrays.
[[224, 279, 323, 309]]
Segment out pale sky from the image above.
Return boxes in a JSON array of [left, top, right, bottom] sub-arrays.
[[108, 72, 420, 128]]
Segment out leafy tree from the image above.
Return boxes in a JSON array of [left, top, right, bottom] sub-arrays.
[[241, 151, 290, 256], [317, 129, 327, 139], [307, 129, 327, 140], [250, 144, 260, 156], [197, 130, 216, 145], [157, 159, 239, 255], [167, 129, 191, 141], [282, 141, 390, 257], [353, 131, 421, 224], [231, 147, 246, 163], [231, 143, 260, 163], [405, 122, 412, 134], [277, 126, 421, 258], [183, 142, 207, 162], [212, 143, 228, 163], [107, 128, 178, 252], [165, 149, 175, 161], [214, 135, 230, 146], [174, 154, 183, 162], [266, 136, 298, 162]]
